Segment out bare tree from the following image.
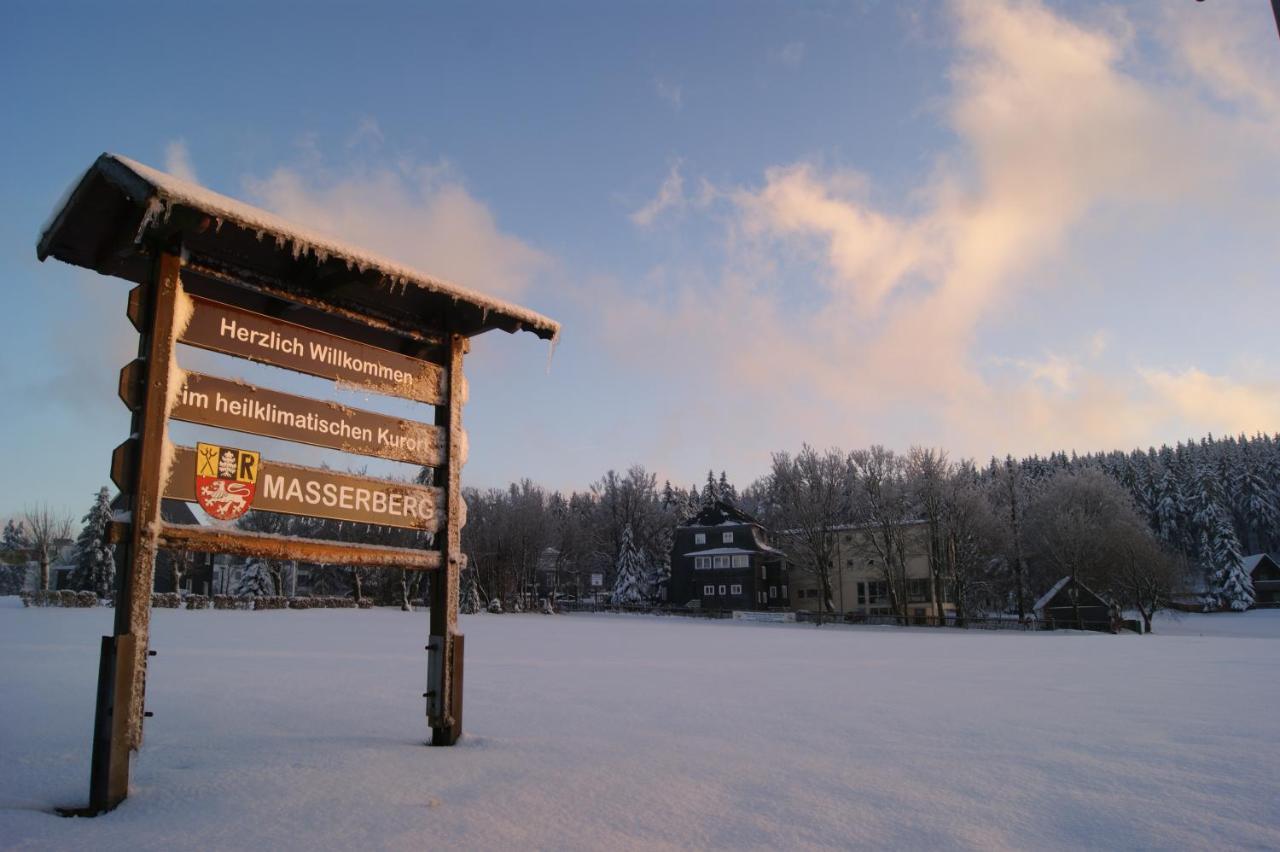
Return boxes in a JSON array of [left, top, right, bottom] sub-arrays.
[[940, 464, 1004, 625], [906, 447, 950, 622], [1024, 468, 1166, 628], [24, 504, 73, 591], [990, 456, 1031, 620], [1107, 523, 1185, 633], [850, 446, 912, 620], [770, 446, 853, 615]]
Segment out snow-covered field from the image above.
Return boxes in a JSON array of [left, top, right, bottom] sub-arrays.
[[1, 601, 1278, 851]]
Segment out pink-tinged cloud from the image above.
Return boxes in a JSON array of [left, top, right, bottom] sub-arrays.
[[599, 0, 1280, 464], [247, 164, 548, 301]]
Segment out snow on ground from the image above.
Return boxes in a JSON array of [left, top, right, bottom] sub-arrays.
[[1, 603, 1278, 851]]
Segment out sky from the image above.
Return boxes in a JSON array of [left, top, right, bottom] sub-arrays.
[[2, 0, 1279, 521]]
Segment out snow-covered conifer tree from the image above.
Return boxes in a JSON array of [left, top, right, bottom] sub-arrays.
[[1204, 515, 1254, 611], [717, 471, 737, 505], [645, 556, 671, 603], [459, 569, 481, 614], [700, 470, 720, 507], [3, 519, 32, 554], [71, 487, 115, 597], [234, 560, 275, 597], [1235, 454, 1278, 553], [1153, 467, 1184, 549], [0, 519, 30, 596], [611, 523, 647, 605], [661, 480, 677, 509], [683, 485, 701, 522]]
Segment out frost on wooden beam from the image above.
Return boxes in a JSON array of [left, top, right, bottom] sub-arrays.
[[110, 522, 442, 570]]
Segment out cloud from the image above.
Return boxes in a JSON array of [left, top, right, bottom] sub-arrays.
[[1159, 1, 1280, 121], [347, 116, 385, 149], [654, 78, 683, 110], [164, 139, 198, 183], [1141, 368, 1280, 435], [631, 162, 686, 227], [598, 0, 1280, 461], [247, 162, 549, 300], [771, 41, 806, 67]]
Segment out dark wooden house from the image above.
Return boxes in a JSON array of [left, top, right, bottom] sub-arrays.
[[1033, 576, 1115, 631], [1242, 553, 1280, 607], [668, 499, 789, 611]]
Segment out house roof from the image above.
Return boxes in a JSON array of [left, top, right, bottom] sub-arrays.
[[1241, 553, 1279, 575], [37, 153, 560, 342], [1033, 575, 1112, 613], [1032, 577, 1071, 613], [682, 547, 758, 558], [110, 495, 200, 526], [682, 499, 762, 529]]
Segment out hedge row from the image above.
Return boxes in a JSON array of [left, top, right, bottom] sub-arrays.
[[198, 595, 375, 610], [20, 590, 100, 608], [21, 591, 379, 610]]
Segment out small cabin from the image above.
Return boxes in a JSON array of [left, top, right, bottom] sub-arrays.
[[1033, 576, 1115, 632], [1242, 553, 1280, 607]]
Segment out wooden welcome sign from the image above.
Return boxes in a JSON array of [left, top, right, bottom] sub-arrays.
[[36, 153, 559, 814]]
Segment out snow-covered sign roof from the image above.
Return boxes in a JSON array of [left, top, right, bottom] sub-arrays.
[[37, 153, 560, 342]]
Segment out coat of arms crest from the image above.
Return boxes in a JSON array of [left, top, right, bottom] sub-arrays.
[[195, 442, 261, 521]]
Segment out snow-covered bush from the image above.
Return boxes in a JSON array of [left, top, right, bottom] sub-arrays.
[[151, 592, 181, 608], [57, 590, 77, 607], [185, 594, 209, 610], [356, 598, 373, 609], [75, 591, 98, 608], [486, 597, 503, 614], [254, 596, 288, 610], [508, 597, 523, 613], [212, 595, 237, 610], [540, 597, 554, 615], [19, 591, 32, 607]]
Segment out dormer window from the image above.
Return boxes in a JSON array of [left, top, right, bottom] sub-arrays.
[[694, 533, 706, 545], [721, 532, 733, 543]]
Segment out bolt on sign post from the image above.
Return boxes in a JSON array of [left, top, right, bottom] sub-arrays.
[[37, 154, 560, 814]]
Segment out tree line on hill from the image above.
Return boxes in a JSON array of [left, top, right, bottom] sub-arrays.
[[2, 432, 1271, 625], [448, 433, 1272, 626]]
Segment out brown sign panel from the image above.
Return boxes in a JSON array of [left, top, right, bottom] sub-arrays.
[[170, 372, 445, 466], [110, 439, 138, 493], [118, 360, 144, 411], [179, 296, 446, 404], [126, 285, 144, 332], [164, 446, 443, 531]]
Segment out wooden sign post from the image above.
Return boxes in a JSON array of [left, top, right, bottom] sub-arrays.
[[37, 153, 559, 814]]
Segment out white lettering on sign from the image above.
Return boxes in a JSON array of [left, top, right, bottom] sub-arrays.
[[261, 473, 433, 521], [219, 317, 304, 356], [306, 341, 412, 385], [215, 315, 414, 386]]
